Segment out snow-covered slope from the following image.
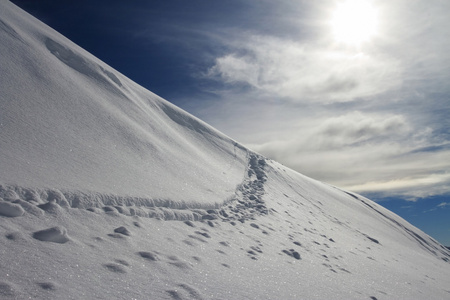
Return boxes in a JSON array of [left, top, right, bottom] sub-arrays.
[[0, 0, 247, 207], [1, 1, 449, 299]]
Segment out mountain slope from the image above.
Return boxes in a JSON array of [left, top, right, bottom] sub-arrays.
[[0, 0, 247, 206], [0, 1, 449, 299]]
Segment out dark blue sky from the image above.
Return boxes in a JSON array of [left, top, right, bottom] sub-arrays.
[[11, 0, 450, 246], [11, 0, 223, 102]]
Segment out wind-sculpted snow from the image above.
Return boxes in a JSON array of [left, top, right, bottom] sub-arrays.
[[45, 37, 125, 96], [0, 0, 248, 206], [0, 18, 22, 42], [1, 1, 450, 299]]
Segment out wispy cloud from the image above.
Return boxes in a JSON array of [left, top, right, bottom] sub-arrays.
[[423, 201, 450, 213], [347, 173, 450, 200], [207, 35, 401, 103], [437, 202, 450, 208]]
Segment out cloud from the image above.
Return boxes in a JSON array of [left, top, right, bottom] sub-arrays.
[[201, 0, 450, 106], [249, 111, 412, 158], [312, 111, 410, 147], [423, 201, 450, 213], [347, 173, 450, 200], [207, 35, 401, 103]]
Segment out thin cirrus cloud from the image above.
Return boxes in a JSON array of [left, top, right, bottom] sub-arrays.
[[437, 202, 450, 208], [207, 35, 402, 103]]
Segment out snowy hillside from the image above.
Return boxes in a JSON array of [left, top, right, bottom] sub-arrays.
[[1, 1, 449, 299], [0, 0, 247, 207]]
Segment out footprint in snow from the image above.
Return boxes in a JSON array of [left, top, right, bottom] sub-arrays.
[[5, 232, 25, 241], [1, 190, 22, 202], [12, 199, 44, 216], [188, 235, 207, 243], [33, 226, 70, 244], [133, 221, 141, 228], [114, 259, 130, 266], [219, 241, 230, 247], [38, 200, 63, 214], [250, 223, 259, 229], [183, 239, 196, 246], [114, 226, 131, 236], [167, 290, 183, 300], [192, 256, 201, 262], [195, 231, 210, 238], [114, 206, 131, 216], [167, 256, 192, 270], [102, 206, 119, 214], [107, 233, 126, 239], [138, 251, 158, 261], [282, 249, 301, 260], [322, 263, 337, 273], [0, 281, 16, 297], [103, 263, 127, 274], [184, 220, 195, 227], [247, 250, 258, 259], [178, 284, 203, 300], [0, 200, 25, 217], [166, 283, 203, 300], [37, 282, 57, 291], [201, 214, 217, 221]]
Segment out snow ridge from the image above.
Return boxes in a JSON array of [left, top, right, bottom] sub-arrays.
[[0, 151, 270, 223], [353, 192, 450, 261]]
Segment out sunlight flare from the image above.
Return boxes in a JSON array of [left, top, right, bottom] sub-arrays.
[[331, 0, 378, 46]]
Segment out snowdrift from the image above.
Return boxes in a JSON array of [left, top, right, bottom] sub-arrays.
[[1, 1, 449, 299]]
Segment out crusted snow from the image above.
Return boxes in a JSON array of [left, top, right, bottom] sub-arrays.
[[1, 1, 449, 299]]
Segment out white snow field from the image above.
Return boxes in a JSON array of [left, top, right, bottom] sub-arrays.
[[1, 1, 449, 299]]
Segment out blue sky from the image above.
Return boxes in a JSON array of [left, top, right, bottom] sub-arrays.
[[11, 0, 450, 245]]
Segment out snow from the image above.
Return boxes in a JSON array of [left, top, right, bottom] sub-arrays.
[[1, 1, 449, 299], [0, 0, 246, 206], [0, 200, 24, 217]]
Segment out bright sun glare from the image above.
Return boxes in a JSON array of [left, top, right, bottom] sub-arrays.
[[331, 0, 378, 47]]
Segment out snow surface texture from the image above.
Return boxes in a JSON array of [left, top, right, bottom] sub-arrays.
[[1, 1, 449, 299]]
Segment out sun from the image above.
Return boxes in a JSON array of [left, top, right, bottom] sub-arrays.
[[331, 0, 378, 47]]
